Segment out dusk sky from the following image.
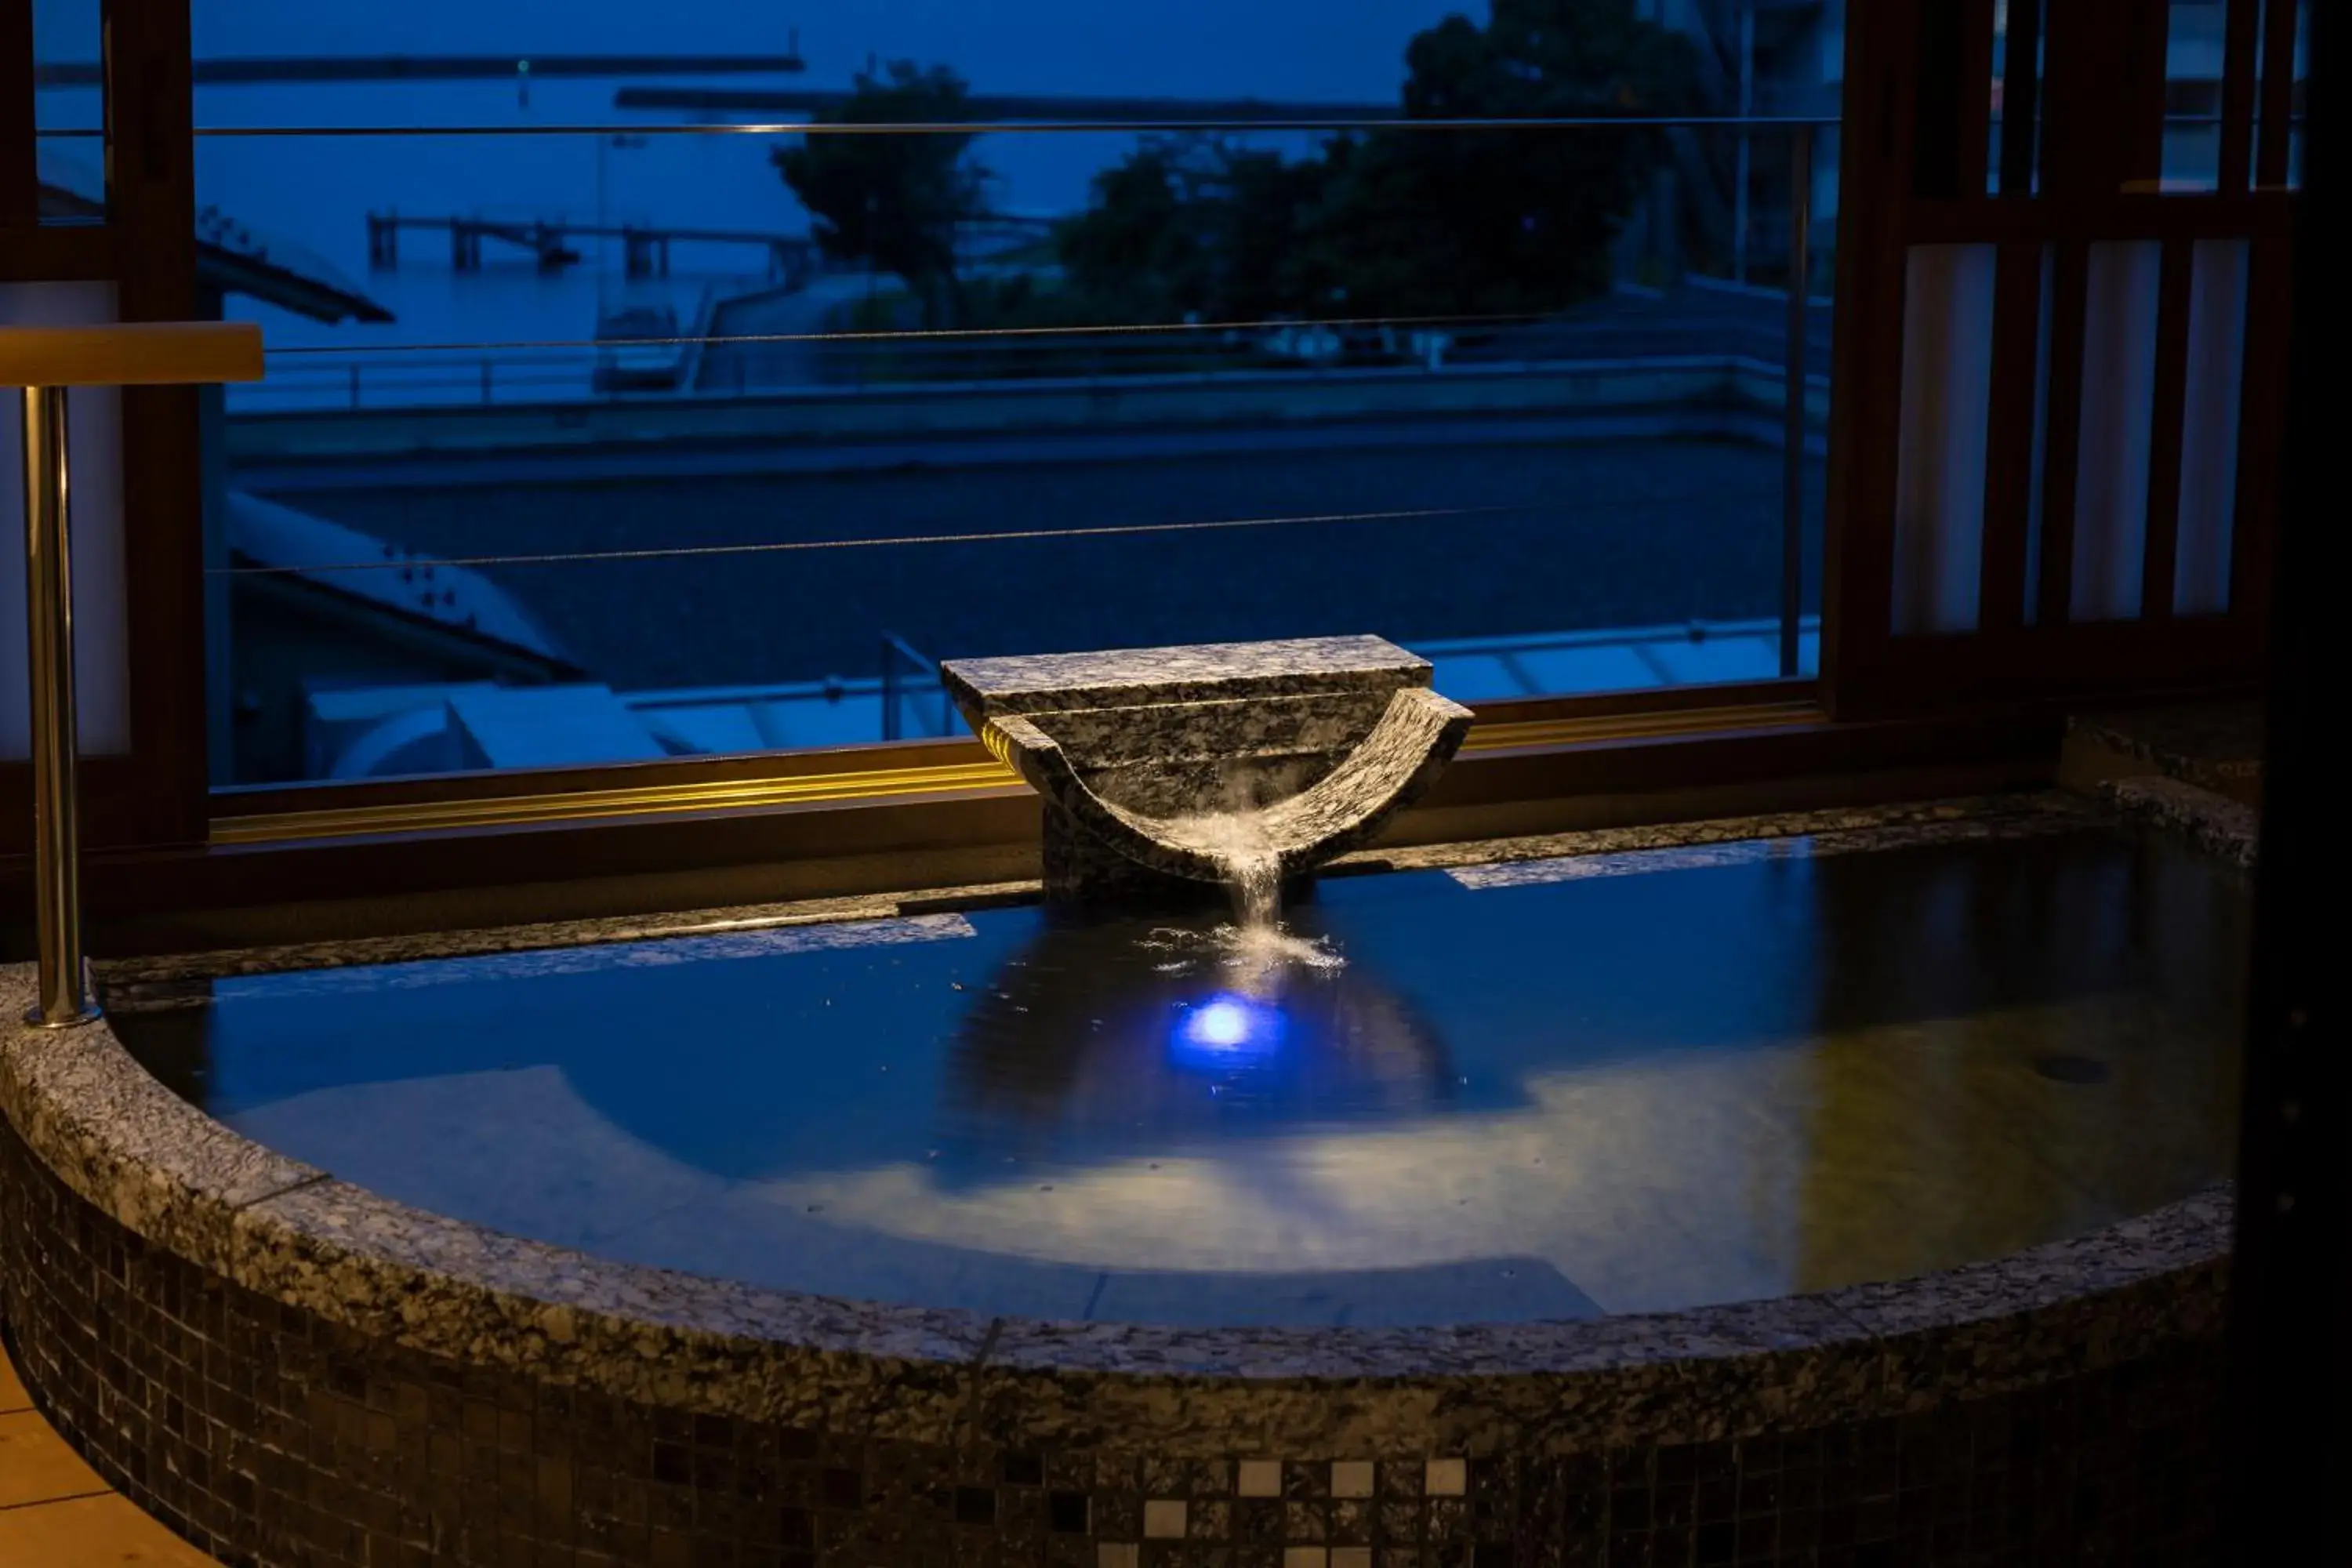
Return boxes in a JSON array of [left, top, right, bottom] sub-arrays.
[[31, 0, 1507, 350], [176, 1, 1476, 100]]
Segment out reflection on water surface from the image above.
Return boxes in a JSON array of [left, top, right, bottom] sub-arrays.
[[109, 818, 2245, 1327]]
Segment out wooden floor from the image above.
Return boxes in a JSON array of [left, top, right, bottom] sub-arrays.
[[0, 1325, 218, 1566]]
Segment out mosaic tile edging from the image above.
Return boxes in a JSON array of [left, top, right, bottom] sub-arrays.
[[6, 928, 2232, 1466], [2, 1112, 2227, 1568], [14, 1006, 2223, 1457]]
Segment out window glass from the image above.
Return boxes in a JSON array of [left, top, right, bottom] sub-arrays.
[[194, 2, 1837, 786], [32, 0, 104, 223]]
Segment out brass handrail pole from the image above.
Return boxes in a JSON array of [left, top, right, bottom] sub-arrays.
[[3, 321, 263, 1025], [19, 383, 97, 1025]]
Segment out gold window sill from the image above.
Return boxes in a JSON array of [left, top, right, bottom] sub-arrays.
[[209, 702, 1822, 847]]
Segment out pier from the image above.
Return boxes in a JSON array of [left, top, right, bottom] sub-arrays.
[[364, 212, 1047, 279], [365, 212, 823, 281]]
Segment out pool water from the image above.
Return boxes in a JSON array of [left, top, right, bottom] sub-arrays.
[[109, 818, 2247, 1328]]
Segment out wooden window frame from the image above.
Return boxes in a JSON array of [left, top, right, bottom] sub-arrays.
[[1822, 0, 2296, 720], [3, 0, 207, 853]]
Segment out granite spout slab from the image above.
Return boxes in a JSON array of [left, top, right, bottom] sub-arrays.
[[942, 636, 1474, 900]]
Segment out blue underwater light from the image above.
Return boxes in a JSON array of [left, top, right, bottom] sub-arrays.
[[1171, 993, 1286, 1066]]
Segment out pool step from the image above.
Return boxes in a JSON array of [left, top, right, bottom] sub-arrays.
[[2059, 699, 2263, 807], [2097, 775, 2260, 869]]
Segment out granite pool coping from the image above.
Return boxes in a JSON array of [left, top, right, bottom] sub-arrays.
[[2, 791, 2235, 1455]]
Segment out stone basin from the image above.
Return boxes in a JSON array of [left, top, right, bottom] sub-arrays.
[[942, 635, 1475, 899]]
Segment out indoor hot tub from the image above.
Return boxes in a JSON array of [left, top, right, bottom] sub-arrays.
[[0, 792, 2244, 1567]]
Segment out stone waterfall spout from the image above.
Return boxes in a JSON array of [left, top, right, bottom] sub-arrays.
[[941, 636, 1474, 902]]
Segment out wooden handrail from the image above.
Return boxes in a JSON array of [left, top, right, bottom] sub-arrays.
[[0, 321, 263, 387], [9, 318, 263, 1024]]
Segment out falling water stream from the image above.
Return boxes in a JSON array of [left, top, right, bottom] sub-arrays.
[[1160, 808, 1343, 990]]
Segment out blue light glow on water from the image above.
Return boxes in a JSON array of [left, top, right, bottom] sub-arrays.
[[1172, 993, 1284, 1065]]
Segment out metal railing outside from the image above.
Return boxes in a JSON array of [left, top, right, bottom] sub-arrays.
[[165, 112, 1841, 782], [877, 631, 948, 742]]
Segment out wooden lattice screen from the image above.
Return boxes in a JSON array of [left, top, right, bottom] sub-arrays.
[[2, 0, 207, 851], [1824, 0, 2303, 716]]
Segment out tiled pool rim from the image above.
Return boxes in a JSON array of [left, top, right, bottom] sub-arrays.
[[0, 792, 2240, 1565]]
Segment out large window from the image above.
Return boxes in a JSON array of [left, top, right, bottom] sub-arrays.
[[0, 0, 2303, 924], [114, 2, 1842, 786]]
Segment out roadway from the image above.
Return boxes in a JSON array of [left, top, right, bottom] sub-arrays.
[[241, 428, 1824, 694]]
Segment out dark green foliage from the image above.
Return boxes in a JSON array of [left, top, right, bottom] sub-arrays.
[[1058, 0, 1698, 325], [771, 60, 990, 321]]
